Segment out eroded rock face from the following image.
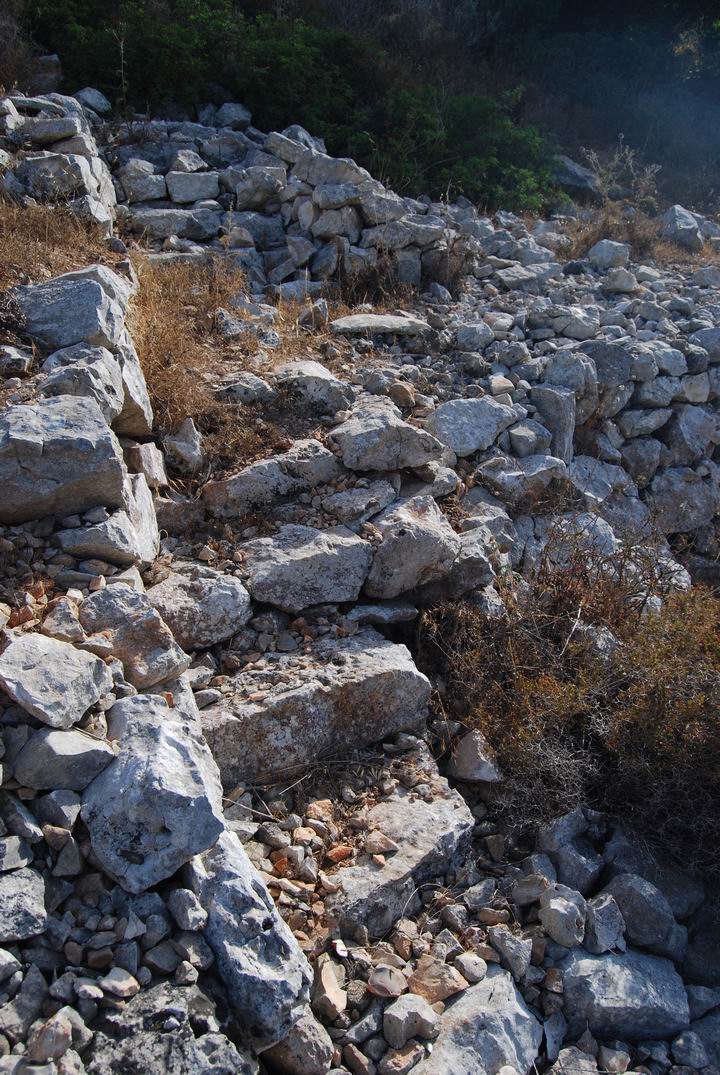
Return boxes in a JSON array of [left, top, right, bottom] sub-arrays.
[[147, 566, 252, 650], [364, 496, 461, 599], [241, 524, 373, 612], [328, 744, 474, 939], [560, 948, 690, 1040], [0, 396, 127, 525], [413, 966, 543, 1075], [0, 631, 113, 729], [82, 694, 225, 893], [13, 270, 127, 351], [201, 629, 430, 785], [184, 830, 312, 1051], [328, 398, 446, 471]]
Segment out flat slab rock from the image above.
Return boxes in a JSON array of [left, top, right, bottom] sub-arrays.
[[0, 630, 113, 729], [201, 628, 430, 785], [327, 743, 474, 939], [413, 966, 543, 1075], [330, 312, 430, 336]]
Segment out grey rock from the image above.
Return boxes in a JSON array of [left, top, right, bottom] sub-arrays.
[[273, 360, 354, 414], [383, 994, 440, 1050], [329, 398, 446, 471], [584, 893, 627, 954], [166, 170, 219, 203], [560, 947, 689, 1040], [82, 693, 224, 893], [79, 584, 190, 689], [203, 439, 343, 518], [0, 630, 113, 728], [692, 1008, 720, 1068], [148, 567, 252, 650], [0, 869, 47, 942], [425, 397, 517, 457], [662, 204, 704, 252], [645, 465, 720, 534], [413, 966, 543, 1075], [475, 453, 567, 509], [202, 629, 429, 785], [57, 473, 159, 567], [365, 495, 461, 599], [544, 350, 599, 424], [13, 269, 127, 350], [602, 873, 683, 960], [40, 344, 124, 422], [185, 830, 312, 1051], [0, 395, 127, 525], [530, 384, 575, 462], [263, 1007, 334, 1075], [0, 964, 48, 1044], [242, 524, 372, 612], [330, 313, 429, 337], [86, 982, 258, 1075], [487, 927, 533, 981], [328, 744, 473, 939], [14, 727, 115, 790]]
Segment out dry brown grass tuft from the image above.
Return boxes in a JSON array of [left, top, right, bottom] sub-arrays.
[[418, 547, 720, 878], [566, 205, 720, 267], [0, 202, 121, 289]]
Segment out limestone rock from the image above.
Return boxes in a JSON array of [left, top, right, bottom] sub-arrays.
[[560, 947, 690, 1040], [330, 313, 430, 337], [365, 495, 461, 599], [0, 868, 47, 942], [148, 566, 252, 649], [0, 396, 127, 525], [329, 398, 446, 471], [0, 630, 113, 728], [13, 727, 115, 790], [13, 270, 126, 350], [185, 830, 312, 1051], [413, 966, 543, 1075], [202, 629, 430, 785], [79, 584, 190, 689], [82, 693, 225, 893], [424, 397, 517, 457], [263, 1007, 334, 1075], [241, 524, 373, 612]]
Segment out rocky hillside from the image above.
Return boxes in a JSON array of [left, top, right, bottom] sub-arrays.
[[0, 86, 719, 1075]]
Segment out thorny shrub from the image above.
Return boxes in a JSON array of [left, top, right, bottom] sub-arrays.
[[418, 543, 720, 880]]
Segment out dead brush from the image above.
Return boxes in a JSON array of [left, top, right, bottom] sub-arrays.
[[417, 539, 720, 879], [0, 201, 121, 289], [566, 204, 720, 267]]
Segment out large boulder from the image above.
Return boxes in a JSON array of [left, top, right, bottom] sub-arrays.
[[203, 439, 343, 519], [413, 966, 543, 1075], [662, 204, 704, 252], [0, 630, 113, 729], [645, 465, 720, 534], [0, 396, 127, 524], [82, 693, 225, 893], [328, 398, 446, 471], [79, 584, 190, 689], [13, 269, 127, 351], [56, 473, 159, 567], [364, 495, 461, 599], [184, 830, 312, 1051], [13, 727, 115, 790], [241, 524, 373, 612], [147, 566, 252, 650], [424, 397, 517, 458], [560, 948, 689, 1040], [201, 629, 430, 785]]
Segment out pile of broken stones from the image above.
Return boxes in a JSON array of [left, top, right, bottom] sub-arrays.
[[0, 86, 719, 1075]]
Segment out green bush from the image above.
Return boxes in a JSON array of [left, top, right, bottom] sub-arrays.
[[27, 3, 556, 211]]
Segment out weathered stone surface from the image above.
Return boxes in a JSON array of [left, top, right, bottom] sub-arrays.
[[56, 474, 159, 567], [273, 360, 354, 414], [560, 947, 690, 1040], [424, 397, 517, 457], [328, 744, 472, 939], [0, 868, 47, 942], [82, 693, 225, 893], [446, 730, 502, 783], [13, 270, 126, 350], [0, 631, 112, 728], [241, 524, 373, 612], [645, 465, 720, 534], [601, 873, 682, 960], [86, 982, 258, 1075], [203, 439, 343, 518], [148, 566, 252, 650], [13, 727, 115, 790], [263, 1007, 334, 1075], [202, 629, 429, 785], [329, 398, 446, 471], [0, 964, 48, 1045], [475, 453, 567, 509], [79, 584, 190, 689], [40, 344, 125, 422], [364, 496, 461, 599], [413, 966, 543, 1075], [0, 396, 127, 524], [185, 830, 312, 1051]]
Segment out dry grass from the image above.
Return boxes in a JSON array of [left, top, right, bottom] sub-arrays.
[[418, 546, 720, 879], [0, 202, 122, 290], [566, 205, 720, 267]]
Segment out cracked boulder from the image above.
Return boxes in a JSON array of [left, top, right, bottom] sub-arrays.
[[148, 565, 252, 650], [82, 693, 225, 893], [364, 495, 461, 599], [201, 628, 430, 785], [328, 398, 447, 471]]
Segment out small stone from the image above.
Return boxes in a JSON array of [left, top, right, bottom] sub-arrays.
[[368, 965, 407, 998], [98, 966, 140, 998], [26, 1011, 73, 1062], [383, 993, 440, 1049], [453, 952, 488, 983], [406, 955, 468, 1003]]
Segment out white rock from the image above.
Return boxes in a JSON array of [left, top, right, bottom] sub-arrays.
[[148, 566, 252, 649], [424, 397, 517, 457]]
